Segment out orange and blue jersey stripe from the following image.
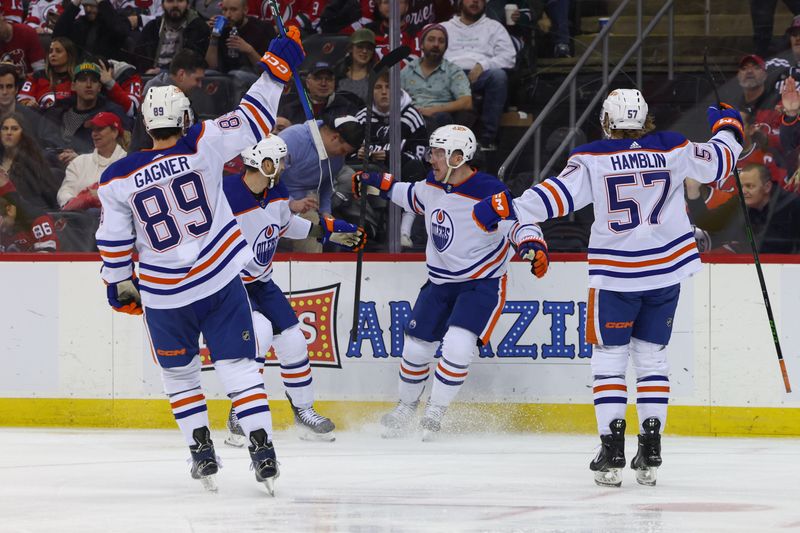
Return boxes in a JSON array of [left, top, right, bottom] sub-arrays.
[[587, 232, 700, 280], [426, 238, 510, 281]]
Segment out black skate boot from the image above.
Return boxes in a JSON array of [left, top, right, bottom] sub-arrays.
[[286, 392, 336, 442], [189, 426, 219, 492], [224, 405, 247, 448], [589, 419, 626, 487], [248, 428, 279, 496], [631, 417, 662, 486]]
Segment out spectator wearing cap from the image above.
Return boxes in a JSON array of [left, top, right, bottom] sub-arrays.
[[401, 23, 472, 131], [0, 14, 45, 75], [442, 0, 515, 151], [134, 0, 211, 74], [130, 49, 206, 151], [38, 62, 129, 160], [751, 1, 800, 59], [205, 0, 275, 87], [277, 61, 363, 126], [52, 0, 131, 61], [336, 28, 377, 103], [58, 112, 128, 210], [277, 116, 364, 252], [0, 63, 42, 132], [736, 54, 782, 144]]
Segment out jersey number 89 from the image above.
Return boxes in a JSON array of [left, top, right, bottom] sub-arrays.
[[132, 173, 213, 251]]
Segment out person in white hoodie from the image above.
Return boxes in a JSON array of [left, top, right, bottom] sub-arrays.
[[442, 0, 516, 151], [57, 112, 128, 210]]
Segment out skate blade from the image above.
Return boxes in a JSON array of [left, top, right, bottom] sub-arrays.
[[260, 468, 280, 497], [635, 467, 658, 486], [381, 426, 411, 439], [200, 474, 218, 492], [593, 468, 623, 487], [298, 429, 335, 442], [224, 433, 247, 448]]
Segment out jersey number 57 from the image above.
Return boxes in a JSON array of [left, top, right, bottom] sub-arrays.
[[605, 171, 671, 232]]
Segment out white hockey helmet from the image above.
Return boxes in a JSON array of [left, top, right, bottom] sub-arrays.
[[241, 134, 288, 187], [142, 85, 194, 132], [600, 89, 648, 137], [429, 124, 476, 165]]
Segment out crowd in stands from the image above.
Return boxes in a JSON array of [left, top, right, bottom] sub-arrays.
[[0, 0, 797, 256]]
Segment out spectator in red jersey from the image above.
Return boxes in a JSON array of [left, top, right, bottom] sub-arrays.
[[0, 14, 46, 75], [0, 113, 60, 209], [53, 0, 131, 61], [97, 58, 143, 117], [0, 0, 25, 23], [58, 112, 128, 210], [336, 28, 376, 102], [206, 0, 275, 99], [133, 0, 211, 74], [25, 0, 64, 33], [0, 63, 42, 131], [366, 0, 421, 59], [318, 0, 362, 34], [0, 180, 59, 252], [37, 62, 130, 159], [18, 37, 78, 109]]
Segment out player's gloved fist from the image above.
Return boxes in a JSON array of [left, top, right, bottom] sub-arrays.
[[351, 171, 394, 200], [320, 215, 367, 251], [707, 103, 744, 145], [517, 238, 549, 278], [260, 26, 305, 83], [107, 276, 143, 315], [472, 190, 517, 232]]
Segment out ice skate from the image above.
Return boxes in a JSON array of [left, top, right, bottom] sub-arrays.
[[286, 392, 335, 442], [189, 426, 219, 492], [248, 429, 279, 496], [420, 404, 447, 441], [589, 419, 626, 487], [380, 400, 418, 438], [631, 417, 662, 486], [224, 405, 247, 448]]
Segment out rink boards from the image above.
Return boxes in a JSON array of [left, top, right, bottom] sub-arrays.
[[0, 254, 799, 436]]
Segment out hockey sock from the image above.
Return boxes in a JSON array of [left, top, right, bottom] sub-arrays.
[[631, 337, 669, 432], [273, 325, 314, 409], [253, 311, 274, 373], [398, 335, 438, 404], [590, 344, 629, 435], [215, 357, 273, 438], [161, 357, 209, 446], [429, 327, 477, 408]]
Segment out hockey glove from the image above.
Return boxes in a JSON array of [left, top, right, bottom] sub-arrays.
[[472, 190, 517, 232], [319, 215, 367, 251], [259, 26, 305, 84], [517, 238, 549, 278], [107, 276, 143, 315], [351, 171, 394, 200], [707, 103, 744, 145]]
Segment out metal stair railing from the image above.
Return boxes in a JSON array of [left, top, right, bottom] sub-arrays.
[[498, 0, 676, 184]]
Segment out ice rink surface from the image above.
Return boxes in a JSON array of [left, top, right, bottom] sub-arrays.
[[0, 427, 798, 533]]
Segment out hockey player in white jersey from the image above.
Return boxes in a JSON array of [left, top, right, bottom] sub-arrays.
[[472, 89, 744, 486], [352, 124, 549, 439], [95, 28, 306, 495], [222, 134, 366, 445]]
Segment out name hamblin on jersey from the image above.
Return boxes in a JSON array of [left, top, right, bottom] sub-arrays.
[[391, 170, 544, 283], [96, 73, 284, 309], [512, 130, 742, 292], [223, 174, 312, 284]]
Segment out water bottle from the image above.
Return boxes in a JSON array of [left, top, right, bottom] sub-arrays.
[[227, 25, 240, 60]]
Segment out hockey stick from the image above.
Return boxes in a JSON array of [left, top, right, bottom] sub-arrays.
[[703, 49, 792, 393], [350, 45, 412, 344], [267, 0, 328, 161]]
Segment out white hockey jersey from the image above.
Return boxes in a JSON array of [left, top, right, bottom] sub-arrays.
[[391, 170, 544, 284], [223, 174, 311, 283], [96, 72, 283, 309], [513, 130, 743, 291]]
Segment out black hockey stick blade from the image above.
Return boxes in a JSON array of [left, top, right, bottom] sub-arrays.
[[371, 45, 411, 82]]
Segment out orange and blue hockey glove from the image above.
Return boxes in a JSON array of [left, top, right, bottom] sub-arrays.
[[259, 26, 305, 84], [707, 103, 744, 144], [351, 171, 394, 200], [472, 190, 517, 232], [319, 215, 366, 251], [517, 238, 549, 278], [106, 276, 143, 315]]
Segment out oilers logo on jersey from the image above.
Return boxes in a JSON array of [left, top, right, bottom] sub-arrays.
[[430, 209, 454, 252], [254, 224, 280, 266]]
